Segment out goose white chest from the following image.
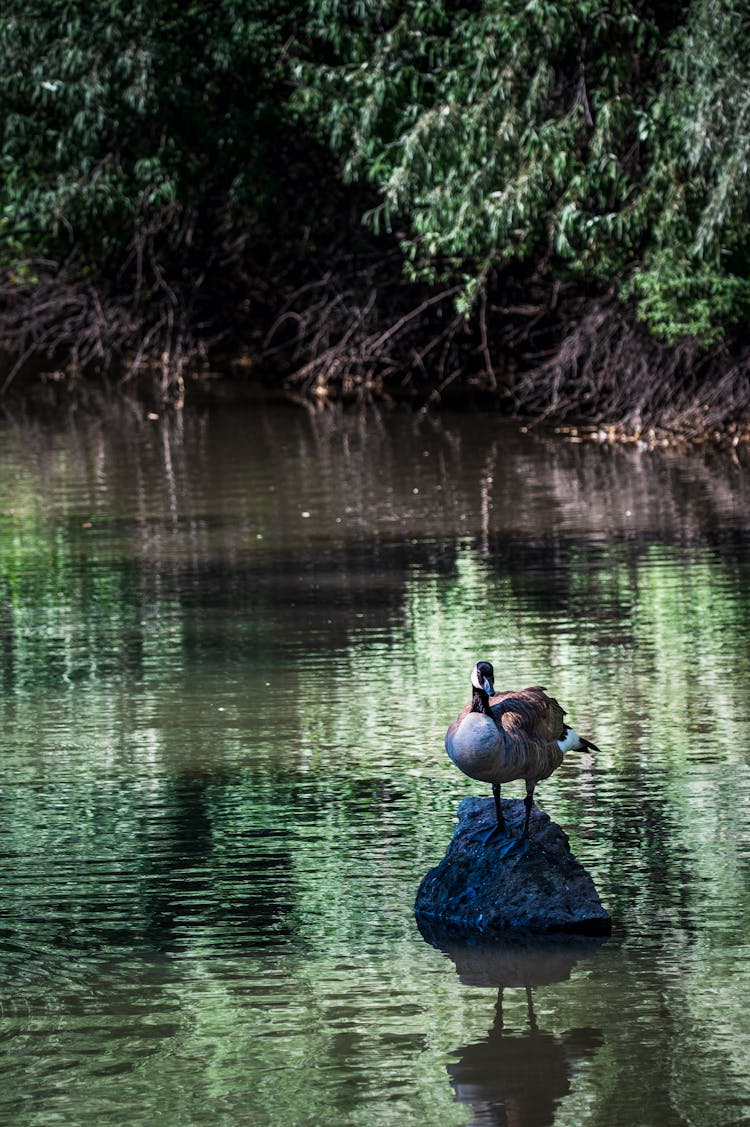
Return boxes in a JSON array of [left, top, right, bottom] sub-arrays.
[[445, 712, 504, 783]]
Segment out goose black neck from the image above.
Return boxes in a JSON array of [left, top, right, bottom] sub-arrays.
[[470, 686, 491, 714]]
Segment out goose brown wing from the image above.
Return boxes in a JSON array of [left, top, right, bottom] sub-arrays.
[[489, 686, 566, 741]]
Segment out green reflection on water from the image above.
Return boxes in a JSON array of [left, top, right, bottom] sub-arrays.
[[0, 407, 749, 1125]]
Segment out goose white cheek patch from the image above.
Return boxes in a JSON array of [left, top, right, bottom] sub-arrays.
[[557, 727, 581, 753]]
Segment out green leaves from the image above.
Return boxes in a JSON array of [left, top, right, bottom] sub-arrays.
[[3, 0, 750, 351], [298, 0, 750, 342], [627, 253, 750, 346], [626, 0, 750, 341], [0, 0, 305, 274], [297, 0, 654, 307]]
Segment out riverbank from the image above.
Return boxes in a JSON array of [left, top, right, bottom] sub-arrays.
[[4, 3, 750, 449], [2, 244, 749, 450], [3, 367, 749, 456], [3, 333, 748, 454], [554, 422, 750, 450]]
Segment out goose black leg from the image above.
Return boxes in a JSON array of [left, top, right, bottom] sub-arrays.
[[522, 788, 534, 840], [490, 785, 534, 859], [481, 783, 508, 844], [498, 785, 534, 858]]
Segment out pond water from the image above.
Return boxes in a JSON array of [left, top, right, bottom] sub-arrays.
[[0, 403, 749, 1126]]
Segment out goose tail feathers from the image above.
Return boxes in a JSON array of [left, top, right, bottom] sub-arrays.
[[558, 726, 600, 754], [578, 734, 600, 753]]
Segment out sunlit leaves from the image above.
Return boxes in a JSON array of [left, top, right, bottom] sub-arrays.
[[297, 0, 652, 298], [630, 0, 750, 342], [299, 0, 750, 343], [2, 0, 750, 350]]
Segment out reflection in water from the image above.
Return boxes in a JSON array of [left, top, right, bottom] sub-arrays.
[[421, 925, 605, 1127], [0, 405, 749, 1124], [449, 994, 602, 1127]]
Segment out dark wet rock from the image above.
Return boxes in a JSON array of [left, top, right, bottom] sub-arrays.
[[415, 797, 611, 936]]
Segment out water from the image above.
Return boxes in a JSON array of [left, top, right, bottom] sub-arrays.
[[0, 404, 749, 1126]]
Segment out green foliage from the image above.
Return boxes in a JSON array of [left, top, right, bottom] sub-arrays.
[[625, 251, 750, 345], [0, 0, 303, 274], [629, 0, 750, 342], [298, 0, 750, 343], [2, 0, 750, 355], [296, 1, 656, 285]]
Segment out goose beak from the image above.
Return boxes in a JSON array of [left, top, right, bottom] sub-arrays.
[[483, 677, 495, 695]]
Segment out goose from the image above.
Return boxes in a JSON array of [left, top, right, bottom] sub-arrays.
[[445, 660, 599, 856]]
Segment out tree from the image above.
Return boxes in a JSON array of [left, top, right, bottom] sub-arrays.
[[2, 0, 750, 429], [296, 3, 658, 297], [628, 0, 750, 342], [297, 0, 750, 345], [0, 0, 306, 391]]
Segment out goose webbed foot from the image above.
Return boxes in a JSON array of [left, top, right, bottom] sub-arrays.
[[480, 825, 529, 859], [495, 834, 529, 861], [481, 822, 510, 846]]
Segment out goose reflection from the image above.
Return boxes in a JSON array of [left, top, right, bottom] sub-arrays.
[[419, 922, 605, 1127]]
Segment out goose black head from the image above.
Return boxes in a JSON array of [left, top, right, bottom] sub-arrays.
[[471, 660, 495, 696]]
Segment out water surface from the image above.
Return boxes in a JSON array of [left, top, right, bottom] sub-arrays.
[[1, 405, 749, 1125]]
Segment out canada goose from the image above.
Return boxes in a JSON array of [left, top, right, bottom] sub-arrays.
[[445, 660, 599, 856]]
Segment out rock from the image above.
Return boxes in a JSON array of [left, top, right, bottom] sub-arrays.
[[414, 797, 611, 936]]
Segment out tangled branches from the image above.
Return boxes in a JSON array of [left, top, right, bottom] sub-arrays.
[[267, 259, 750, 441], [510, 292, 750, 438], [0, 269, 197, 404], [2, 221, 749, 444], [0, 201, 227, 404], [263, 246, 467, 403]]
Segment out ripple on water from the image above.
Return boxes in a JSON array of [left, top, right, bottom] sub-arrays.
[[1, 409, 750, 1124]]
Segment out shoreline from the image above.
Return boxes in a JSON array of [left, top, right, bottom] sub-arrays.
[[2, 365, 748, 452]]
